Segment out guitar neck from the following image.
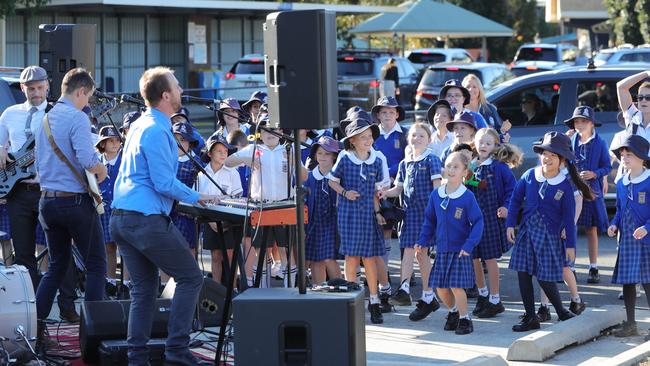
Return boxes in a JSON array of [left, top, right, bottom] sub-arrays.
[[16, 150, 35, 167]]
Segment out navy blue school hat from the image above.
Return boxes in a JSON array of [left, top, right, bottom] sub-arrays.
[[170, 111, 190, 124], [217, 98, 242, 125], [439, 79, 470, 106], [308, 135, 342, 162], [206, 133, 237, 156], [611, 133, 650, 161], [371, 96, 405, 122], [340, 110, 373, 133], [241, 91, 268, 113], [341, 118, 380, 143], [172, 121, 198, 144], [95, 125, 120, 149], [564, 105, 601, 129], [533, 131, 576, 161], [426, 99, 452, 125], [121, 111, 141, 131], [446, 111, 478, 132]]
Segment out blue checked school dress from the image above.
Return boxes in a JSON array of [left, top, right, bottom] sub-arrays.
[[572, 133, 610, 233], [396, 149, 442, 248], [471, 159, 515, 260], [98, 151, 122, 244], [509, 212, 564, 282], [330, 150, 385, 257], [171, 155, 204, 249], [304, 168, 338, 261], [0, 203, 11, 241], [612, 171, 650, 284], [429, 252, 475, 289]]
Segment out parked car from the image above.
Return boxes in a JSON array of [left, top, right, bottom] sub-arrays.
[[593, 44, 650, 66], [407, 48, 473, 70], [337, 51, 419, 118], [414, 62, 514, 119], [486, 64, 649, 204], [512, 43, 578, 67], [0, 76, 24, 114], [223, 54, 267, 101], [510, 61, 570, 77]]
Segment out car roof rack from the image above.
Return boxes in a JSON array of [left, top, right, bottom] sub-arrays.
[[337, 48, 394, 58]]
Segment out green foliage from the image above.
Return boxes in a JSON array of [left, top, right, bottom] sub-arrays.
[[0, 0, 49, 18], [607, 0, 645, 46], [636, 0, 650, 44]]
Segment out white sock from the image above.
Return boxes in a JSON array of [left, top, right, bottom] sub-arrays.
[[460, 314, 471, 320], [571, 296, 581, 303], [422, 290, 435, 304], [590, 263, 598, 269], [379, 283, 392, 295], [107, 278, 117, 285], [489, 294, 500, 304], [400, 279, 410, 294], [478, 286, 488, 297], [283, 266, 297, 288], [369, 294, 380, 304], [450, 305, 458, 313]]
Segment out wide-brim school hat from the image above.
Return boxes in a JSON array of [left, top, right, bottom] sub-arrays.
[[95, 125, 120, 148], [241, 91, 268, 113], [563, 105, 601, 129], [217, 98, 243, 125], [341, 118, 380, 143], [439, 79, 470, 106], [170, 111, 190, 123], [206, 133, 237, 156], [446, 111, 478, 132], [340, 110, 373, 133], [610, 133, 650, 161], [172, 121, 198, 144], [426, 99, 452, 125], [532, 131, 576, 161], [371, 96, 405, 122], [308, 135, 342, 161], [121, 111, 141, 131]]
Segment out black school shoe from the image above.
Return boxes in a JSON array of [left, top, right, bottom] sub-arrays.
[[471, 295, 489, 316], [409, 298, 440, 321], [587, 268, 600, 283], [455, 318, 474, 335], [388, 289, 412, 306], [569, 300, 586, 315], [558, 310, 575, 321], [368, 303, 384, 324], [512, 314, 541, 332], [614, 321, 638, 337], [444, 311, 460, 331], [477, 301, 505, 318], [164, 351, 212, 366], [537, 305, 551, 322], [379, 292, 394, 313], [465, 285, 479, 299]]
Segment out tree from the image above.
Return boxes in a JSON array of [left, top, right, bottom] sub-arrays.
[[636, 0, 650, 44], [0, 0, 49, 18], [606, 0, 644, 46]]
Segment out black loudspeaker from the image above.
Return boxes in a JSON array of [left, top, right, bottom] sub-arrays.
[[263, 10, 338, 130], [38, 24, 96, 99], [233, 288, 365, 366], [79, 298, 171, 363], [161, 277, 227, 327]]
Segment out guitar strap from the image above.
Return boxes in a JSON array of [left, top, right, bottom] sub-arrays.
[[42, 114, 102, 205]]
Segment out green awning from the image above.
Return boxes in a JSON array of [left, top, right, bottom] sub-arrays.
[[351, 0, 513, 38]]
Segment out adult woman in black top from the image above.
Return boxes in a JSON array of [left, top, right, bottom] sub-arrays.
[[380, 58, 399, 99]]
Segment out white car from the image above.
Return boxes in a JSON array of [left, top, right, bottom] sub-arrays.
[[223, 54, 267, 101], [407, 48, 473, 70]]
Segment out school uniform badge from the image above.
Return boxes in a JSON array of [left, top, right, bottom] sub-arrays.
[[640, 192, 646, 204], [454, 207, 463, 219], [554, 190, 564, 201]]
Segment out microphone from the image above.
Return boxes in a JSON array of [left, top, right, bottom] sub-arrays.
[[181, 95, 217, 105], [120, 94, 146, 107], [94, 89, 118, 101]]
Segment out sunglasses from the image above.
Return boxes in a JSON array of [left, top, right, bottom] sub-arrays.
[[638, 94, 650, 102]]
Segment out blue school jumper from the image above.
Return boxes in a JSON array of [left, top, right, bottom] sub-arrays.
[[300, 138, 312, 165], [304, 167, 338, 261], [419, 185, 484, 289], [98, 150, 122, 244], [470, 158, 516, 260], [571, 133, 611, 232], [395, 149, 442, 248], [507, 167, 576, 282], [612, 170, 650, 284], [373, 124, 408, 178], [171, 154, 204, 248], [329, 149, 385, 257]]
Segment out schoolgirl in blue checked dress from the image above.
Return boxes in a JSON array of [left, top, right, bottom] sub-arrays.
[[507, 132, 593, 332], [417, 151, 483, 335], [304, 136, 342, 285], [328, 118, 387, 324], [608, 134, 650, 338], [470, 128, 518, 319], [565, 106, 611, 283], [171, 122, 204, 253], [381, 123, 442, 321]]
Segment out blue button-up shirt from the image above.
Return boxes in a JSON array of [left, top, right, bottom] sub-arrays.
[[112, 107, 199, 215], [35, 98, 100, 193]]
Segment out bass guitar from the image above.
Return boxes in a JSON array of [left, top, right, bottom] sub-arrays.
[[0, 136, 36, 198]]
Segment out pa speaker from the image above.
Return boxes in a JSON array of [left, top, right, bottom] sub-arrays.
[[233, 288, 365, 366], [79, 299, 171, 363], [161, 277, 228, 327], [39, 24, 96, 100], [263, 10, 338, 130]]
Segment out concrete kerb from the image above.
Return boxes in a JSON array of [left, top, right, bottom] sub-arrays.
[[506, 305, 625, 362], [461, 354, 508, 366], [578, 341, 650, 366]]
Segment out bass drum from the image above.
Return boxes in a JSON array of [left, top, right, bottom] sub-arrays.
[[0, 264, 36, 351]]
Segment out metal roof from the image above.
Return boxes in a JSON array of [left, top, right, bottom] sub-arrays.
[[351, 0, 513, 38]]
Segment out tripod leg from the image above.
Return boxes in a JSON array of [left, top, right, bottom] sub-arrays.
[[253, 228, 270, 288]]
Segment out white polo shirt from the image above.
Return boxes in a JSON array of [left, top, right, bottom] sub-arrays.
[[625, 104, 650, 143], [233, 143, 291, 201], [197, 163, 243, 198]]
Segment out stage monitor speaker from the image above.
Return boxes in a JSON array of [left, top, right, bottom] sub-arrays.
[[79, 298, 171, 363], [161, 277, 228, 327], [38, 24, 96, 100], [233, 288, 365, 366], [263, 10, 338, 130]]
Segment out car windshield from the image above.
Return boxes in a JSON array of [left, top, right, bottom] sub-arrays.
[[337, 58, 374, 76], [594, 53, 613, 62], [511, 68, 546, 77], [515, 48, 557, 62], [233, 61, 264, 75], [421, 68, 480, 87], [408, 52, 446, 64]]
